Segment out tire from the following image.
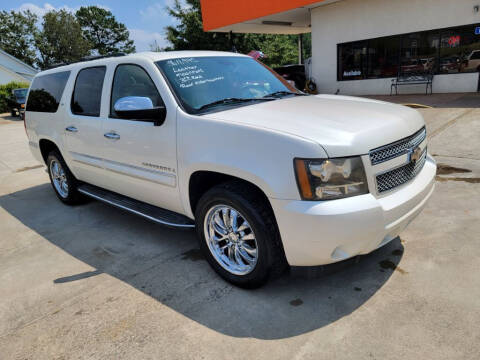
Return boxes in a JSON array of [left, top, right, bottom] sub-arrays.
[[46, 150, 83, 205], [195, 181, 287, 288], [11, 110, 16, 117]]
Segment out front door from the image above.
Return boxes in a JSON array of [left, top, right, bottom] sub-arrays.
[[101, 63, 182, 214]]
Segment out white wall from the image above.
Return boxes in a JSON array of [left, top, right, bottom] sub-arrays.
[[0, 66, 31, 85], [0, 51, 37, 77], [311, 0, 480, 95]]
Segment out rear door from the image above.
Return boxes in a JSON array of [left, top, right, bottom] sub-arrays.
[[100, 62, 182, 213], [64, 66, 110, 188]]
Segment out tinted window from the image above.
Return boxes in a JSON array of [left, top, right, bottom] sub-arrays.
[[440, 25, 480, 73], [338, 41, 367, 80], [110, 64, 163, 118], [367, 36, 400, 78], [471, 51, 480, 60], [157, 56, 298, 114], [13, 89, 28, 99], [338, 23, 480, 80], [400, 31, 438, 74], [71, 67, 106, 117], [26, 71, 70, 112]]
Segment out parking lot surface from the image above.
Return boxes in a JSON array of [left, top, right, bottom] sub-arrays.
[[0, 106, 479, 359]]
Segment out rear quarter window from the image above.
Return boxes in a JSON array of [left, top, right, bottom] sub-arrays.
[[26, 71, 70, 113]]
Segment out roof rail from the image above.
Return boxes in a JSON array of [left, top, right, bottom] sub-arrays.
[[46, 53, 127, 70]]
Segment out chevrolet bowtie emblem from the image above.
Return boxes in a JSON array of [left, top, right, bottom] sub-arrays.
[[408, 146, 422, 163]]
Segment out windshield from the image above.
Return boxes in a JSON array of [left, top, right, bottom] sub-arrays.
[[14, 89, 28, 99], [156, 56, 299, 114]]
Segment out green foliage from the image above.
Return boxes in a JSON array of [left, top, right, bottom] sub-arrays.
[[0, 7, 135, 70], [0, 81, 30, 113], [244, 34, 299, 68], [35, 10, 92, 69], [0, 10, 38, 66], [165, 0, 232, 51], [164, 0, 311, 68], [76, 6, 135, 55]]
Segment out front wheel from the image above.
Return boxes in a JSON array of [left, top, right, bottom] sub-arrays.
[[195, 182, 287, 288]]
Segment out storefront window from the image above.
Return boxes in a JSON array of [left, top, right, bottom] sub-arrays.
[[338, 41, 367, 80], [367, 36, 400, 78], [400, 31, 439, 74], [440, 25, 480, 74], [338, 23, 480, 81]]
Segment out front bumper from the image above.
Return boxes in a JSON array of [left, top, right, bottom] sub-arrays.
[[270, 154, 436, 266]]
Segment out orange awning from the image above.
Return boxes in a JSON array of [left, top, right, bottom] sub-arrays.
[[200, 0, 328, 33]]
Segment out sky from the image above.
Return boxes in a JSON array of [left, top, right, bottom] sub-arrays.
[[2, 1, 182, 51]]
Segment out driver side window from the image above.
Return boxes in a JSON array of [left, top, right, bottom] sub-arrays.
[[110, 64, 164, 118]]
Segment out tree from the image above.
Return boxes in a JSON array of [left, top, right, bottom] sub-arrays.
[[149, 40, 163, 52], [243, 34, 299, 68], [165, 0, 233, 51], [164, 0, 306, 68], [76, 6, 135, 55], [0, 10, 38, 66], [35, 10, 91, 69]]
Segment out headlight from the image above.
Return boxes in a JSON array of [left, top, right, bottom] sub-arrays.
[[294, 157, 369, 200]]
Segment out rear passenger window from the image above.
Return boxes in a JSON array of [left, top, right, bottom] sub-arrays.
[[110, 64, 163, 118], [26, 71, 70, 113], [71, 66, 106, 117]]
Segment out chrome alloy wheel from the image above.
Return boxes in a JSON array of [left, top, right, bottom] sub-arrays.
[[204, 205, 258, 275], [50, 159, 69, 198]]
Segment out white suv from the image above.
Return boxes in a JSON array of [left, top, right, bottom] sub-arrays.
[[25, 51, 436, 287]]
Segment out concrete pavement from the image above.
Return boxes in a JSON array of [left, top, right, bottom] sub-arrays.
[[0, 109, 479, 359]]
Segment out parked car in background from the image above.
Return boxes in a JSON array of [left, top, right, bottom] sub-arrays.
[[400, 59, 425, 74], [420, 57, 435, 72], [7, 88, 28, 117], [25, 51, 436, 287], [440, 56, 461, 73], [461, 50, 480, 72]]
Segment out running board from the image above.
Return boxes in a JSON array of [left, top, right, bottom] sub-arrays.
[[78, 184, 195, 229]]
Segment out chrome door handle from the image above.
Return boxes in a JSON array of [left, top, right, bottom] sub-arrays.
[[104, 132, 120, 140], [65, 126, 78, 133]]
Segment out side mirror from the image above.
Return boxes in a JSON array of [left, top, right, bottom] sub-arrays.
[[114, 96, 166, 126]]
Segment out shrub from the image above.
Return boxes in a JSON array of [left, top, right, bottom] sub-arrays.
[[0, 81, 30, 113]]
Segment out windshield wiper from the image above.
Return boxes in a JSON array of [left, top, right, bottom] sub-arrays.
[[198, 97, 273, 112], [262, 91, 306, 98]]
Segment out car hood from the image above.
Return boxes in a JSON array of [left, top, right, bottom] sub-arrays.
[[204, 94, 425, 157]]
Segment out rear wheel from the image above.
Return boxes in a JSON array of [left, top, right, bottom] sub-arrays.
[[195, 181, 287, 288], [47, 150, 83, 205]]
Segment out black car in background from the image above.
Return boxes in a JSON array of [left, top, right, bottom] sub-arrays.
[[8, 88, 28, 117], [273, 64, 306, 91]]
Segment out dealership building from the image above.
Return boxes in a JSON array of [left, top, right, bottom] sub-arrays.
[[200, 0, 480, 95]]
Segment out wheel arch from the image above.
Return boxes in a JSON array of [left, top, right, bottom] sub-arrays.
[[39, 138, 61, 164], [188, 170, 275, 218]]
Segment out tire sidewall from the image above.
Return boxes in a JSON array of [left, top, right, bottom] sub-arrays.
[[195, 188, 273, 288], [47, 151, 79, 204]]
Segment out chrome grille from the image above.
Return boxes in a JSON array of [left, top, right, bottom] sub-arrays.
[[369, 127, 426, 165], [376, 149, 427, 193]]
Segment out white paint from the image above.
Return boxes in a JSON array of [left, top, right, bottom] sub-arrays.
[[0, 64, 30, 84], [0, 49, 37, 84], [27, 51, 436, 269], [311, 0, 480, 94]]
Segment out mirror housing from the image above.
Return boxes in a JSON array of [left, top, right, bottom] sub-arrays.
[[114, 96, 166, 126]]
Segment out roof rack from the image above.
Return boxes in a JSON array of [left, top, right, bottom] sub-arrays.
[[46, 53, 127, 70]]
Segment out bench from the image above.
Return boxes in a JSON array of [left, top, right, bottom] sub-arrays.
[[391, 71, 433, 95]]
